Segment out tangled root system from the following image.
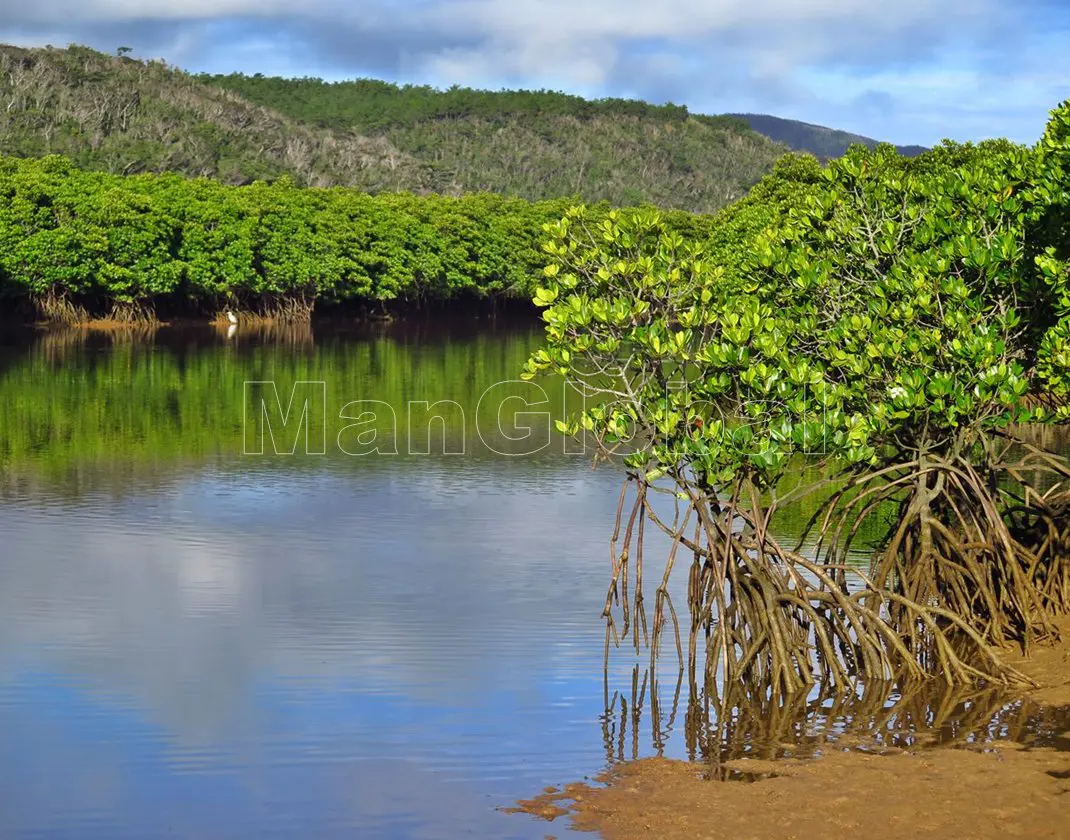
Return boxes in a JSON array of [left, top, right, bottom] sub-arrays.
[[605, 459, 1047, 701]]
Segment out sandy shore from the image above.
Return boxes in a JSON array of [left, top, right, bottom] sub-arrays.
[[509, 620, 1070, 840]]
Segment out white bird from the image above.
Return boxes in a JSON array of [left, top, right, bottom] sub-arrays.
[[225, 310, 238, 325]]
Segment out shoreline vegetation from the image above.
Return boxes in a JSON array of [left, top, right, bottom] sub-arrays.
[[522, 105, 1070, 688], [0, 152, 727, 326], [0, 297, 537, 331], [0, 140, 808, 326]]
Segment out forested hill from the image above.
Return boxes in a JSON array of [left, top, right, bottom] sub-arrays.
[[0, 45, 440, 194], [201, 73, 785, 212], [0, 44, 781, 212], [196, 75, 927, 172], [0, 43, 921, 213], [199, 74, 742, 132], [729, 114, 928, 159]]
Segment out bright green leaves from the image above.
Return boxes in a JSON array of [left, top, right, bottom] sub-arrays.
[[3, 155, 729, 316], [533, 286, 558, 307], [530, 103, 1070, 494], [1037, 319, 1070, 414], [1027, 100, 1070, 403], [525, 197, 843, 490], [0, 162, 185, 306], [740, 139, 1054, 450]]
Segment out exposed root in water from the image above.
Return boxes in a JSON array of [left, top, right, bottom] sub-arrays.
[[31, 292, 163, 328], [605, 472, 1035, 704], [219, 292, 317, 325], [809, 439, 1070, 659], [32, 290, 87, 325], [106, 299, 158, 324], [601, 659, 1061, 767], [691, 673, 1060, 766], [997, 437, 1070, 622]]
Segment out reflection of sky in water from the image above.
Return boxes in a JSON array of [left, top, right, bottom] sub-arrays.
[[1, 324, 1062, 838], [0, 458, 692, 839]]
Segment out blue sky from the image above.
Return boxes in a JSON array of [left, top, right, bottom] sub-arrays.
[[0, 0, 1068, 146]]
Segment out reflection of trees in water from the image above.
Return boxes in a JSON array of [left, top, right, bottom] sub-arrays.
[[0, 321, 579, 496], [35, 320, 316, 361], [35, 323, 160, 361], [601, 661, 1070, 770]]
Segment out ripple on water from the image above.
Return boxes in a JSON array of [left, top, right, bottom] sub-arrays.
[[0, 328, 1064, 839]]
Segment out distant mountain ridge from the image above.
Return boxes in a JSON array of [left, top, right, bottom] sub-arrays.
[[729, 113, 928, 159]]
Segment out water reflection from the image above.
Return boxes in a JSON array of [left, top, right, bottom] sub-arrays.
[[601, 660, 1070, 770], [0, 323, 1065, 839], [0, 463, 625, 839]]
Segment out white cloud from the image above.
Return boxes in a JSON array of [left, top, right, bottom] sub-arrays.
[[0, 0, 298, 23], [0, 0, 1065, 143], [395, 0, 1003, 89]]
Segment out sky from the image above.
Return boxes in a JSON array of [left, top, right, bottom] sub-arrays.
[[0, 0, 1068, 146]]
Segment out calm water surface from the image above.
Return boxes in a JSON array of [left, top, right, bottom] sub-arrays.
[[0, 321, 1061, 839]]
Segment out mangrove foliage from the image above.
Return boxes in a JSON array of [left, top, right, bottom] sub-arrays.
[[0, 152, 724, 322], [526, 99, 1070, 700]]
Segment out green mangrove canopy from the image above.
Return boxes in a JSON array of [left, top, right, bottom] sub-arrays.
[[525, 99, 1070, 698]]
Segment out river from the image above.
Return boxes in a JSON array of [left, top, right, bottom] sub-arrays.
[[0, 320, 1058, 839]]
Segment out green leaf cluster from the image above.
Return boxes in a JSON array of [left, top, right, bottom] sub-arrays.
[[527, 101, 1070, 487], [0, 153, 722, 315]]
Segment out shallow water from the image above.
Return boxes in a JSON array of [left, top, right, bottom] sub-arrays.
[[0, 321, 1061, 839]]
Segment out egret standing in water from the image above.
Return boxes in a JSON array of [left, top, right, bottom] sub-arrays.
[[226, 310, 238, 325]]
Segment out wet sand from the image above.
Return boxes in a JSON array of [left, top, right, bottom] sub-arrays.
[[510, 621, 1070, 840]]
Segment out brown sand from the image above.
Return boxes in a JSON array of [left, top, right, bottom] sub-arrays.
[[1006, 627, 1070, 707], [509, 622, 1070, 840]]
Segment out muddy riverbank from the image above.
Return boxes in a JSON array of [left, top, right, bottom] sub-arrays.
[[510, 622, 1070, 840]]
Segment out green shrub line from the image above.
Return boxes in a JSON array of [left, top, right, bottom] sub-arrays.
[[0, 153, 728, 322]]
